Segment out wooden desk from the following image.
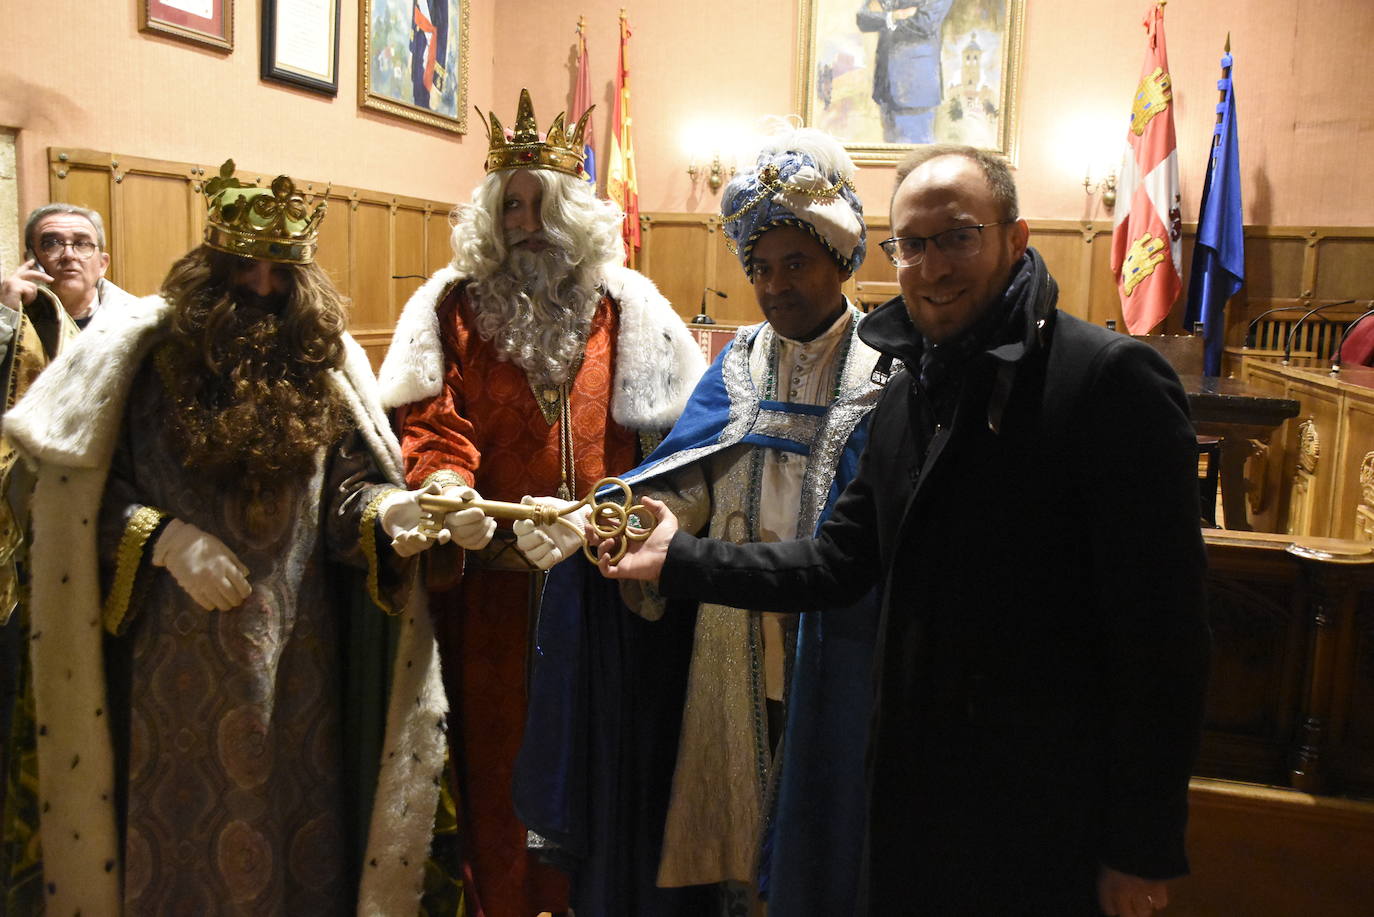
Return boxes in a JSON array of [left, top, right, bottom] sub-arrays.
[[1242, 362, 1374, 539], [1180, 375, 1302, 531]]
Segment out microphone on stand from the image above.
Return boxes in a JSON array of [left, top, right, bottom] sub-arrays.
[[1244, 305, 1300, 350], [1283, 300, 1355, 364], [693, 287, 726, 324], [1328, 301, 1374, 374]]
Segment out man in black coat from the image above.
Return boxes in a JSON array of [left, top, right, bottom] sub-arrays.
[[595, 144, 1210, 917]]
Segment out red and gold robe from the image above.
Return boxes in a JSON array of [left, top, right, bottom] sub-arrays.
[[382, 266, 704, 917]]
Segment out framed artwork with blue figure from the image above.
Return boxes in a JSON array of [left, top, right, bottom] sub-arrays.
[[359, 0, 469, 133], [798, 0, 1024, 164]]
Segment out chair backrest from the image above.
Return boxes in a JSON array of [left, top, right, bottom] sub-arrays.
[[1130, 334, 1205, 376]]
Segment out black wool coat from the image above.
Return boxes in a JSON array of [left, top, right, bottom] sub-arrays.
[[659, 251, 1211, 915]]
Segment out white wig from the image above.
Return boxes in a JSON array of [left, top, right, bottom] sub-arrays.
[[448, 169, 624, 279]]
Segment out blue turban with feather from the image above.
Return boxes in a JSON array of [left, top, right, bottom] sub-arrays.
[[720, 127, 867, 273]]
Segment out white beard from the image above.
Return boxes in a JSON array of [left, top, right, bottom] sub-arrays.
[[468, 237, 603, 387]]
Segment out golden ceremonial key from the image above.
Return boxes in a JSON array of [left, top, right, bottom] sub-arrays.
[[416, 476, 655, 563]]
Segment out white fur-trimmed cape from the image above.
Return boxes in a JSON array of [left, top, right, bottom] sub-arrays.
[[377, 264, 706, 429], [4, 294, 447, 916]]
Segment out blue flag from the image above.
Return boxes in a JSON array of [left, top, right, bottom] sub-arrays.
[[1185, 51, 1243, 375]]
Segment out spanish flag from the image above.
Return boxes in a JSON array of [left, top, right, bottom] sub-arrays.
[[1111, 3, 1182, 333], [607, 11, 641, 264]]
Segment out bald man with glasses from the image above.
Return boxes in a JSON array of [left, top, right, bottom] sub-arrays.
[[596, 143, 1211, 917]]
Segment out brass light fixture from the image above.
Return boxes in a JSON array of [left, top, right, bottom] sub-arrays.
[[688, 153, 733, 192], [1084, 171, 1118, 210]]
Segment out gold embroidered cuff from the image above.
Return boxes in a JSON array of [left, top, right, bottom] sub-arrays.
[[103, 505, 168, 635], [361, 487, 402, 616], [422, 469, 467, 492]]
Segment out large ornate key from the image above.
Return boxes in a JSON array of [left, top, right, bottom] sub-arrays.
[[416, 476, 654, 563]]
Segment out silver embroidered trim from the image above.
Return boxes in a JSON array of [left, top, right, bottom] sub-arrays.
[[753, 408, 821, 445], [617, 323, 763, 488], [618, 306, 894, 523], [795, 309, 890, 535]]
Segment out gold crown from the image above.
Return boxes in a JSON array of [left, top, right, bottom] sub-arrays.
[[480, 89, 592, 178], [201, 159, 328, 264]]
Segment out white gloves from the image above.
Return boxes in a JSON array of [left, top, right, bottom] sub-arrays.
[[439, 485, 497, 550], [152, 518, 252, 612], [513, 496, 591, 570], [379, 483, 495, 554], [378, 484, 443, 557]]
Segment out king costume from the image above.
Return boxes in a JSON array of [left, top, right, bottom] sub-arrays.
[[2, 165, 447, 916], [377, 90, 705, 917], [513, 129, 889, 916]]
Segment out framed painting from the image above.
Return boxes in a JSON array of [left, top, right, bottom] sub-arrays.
[[797, 0, 1025, 164], [262, 0, 341, 95], [359, 0, 469, 133], [139, 0, 233, 51]]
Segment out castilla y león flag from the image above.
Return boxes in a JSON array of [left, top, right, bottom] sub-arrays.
[[1111, 3, 1182, 333]]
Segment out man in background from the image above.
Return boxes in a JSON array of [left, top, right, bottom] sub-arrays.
[[1, 203, 129, 327], [0, 203, 136, 895]]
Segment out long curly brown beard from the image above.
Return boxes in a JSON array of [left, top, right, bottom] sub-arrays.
[[158, 248, 350, 529]]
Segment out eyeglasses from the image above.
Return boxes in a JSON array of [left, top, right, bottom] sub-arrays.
[[878, 221, 1015, 267], [37, 237, 100, 260]]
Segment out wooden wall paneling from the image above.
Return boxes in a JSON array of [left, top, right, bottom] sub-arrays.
[[1086, 225, 1125, 329], [1313, 232, 1374, 302], [851, 215, 892, 290], [349, 197, 393, 334], [640, 213, 713, 324], [314, 191, 352, 301], [849, 215, 895, 310], [1244, 233, 1308, 302], [391, 200, 427, 325], [425, 207, 453, 276], [708, 225, 759, 327], [113, 167, 195, 297], [47, 149, 115, 278], [1028, 222, 1093, 323]]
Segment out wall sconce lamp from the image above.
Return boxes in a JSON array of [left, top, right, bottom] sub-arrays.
[[1084, 172, 1117, 210], [688, 153, 733, 192]]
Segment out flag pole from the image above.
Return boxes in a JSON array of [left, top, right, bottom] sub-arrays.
[[1213, 34, 1231, 148]]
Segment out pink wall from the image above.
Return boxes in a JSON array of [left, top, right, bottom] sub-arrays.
[[0, 0, 496, 216], [1, 0, 1369, 236], [496, 0, 1373, 226]]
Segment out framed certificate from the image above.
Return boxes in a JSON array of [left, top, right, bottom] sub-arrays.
[[262, 0, 341, 95]]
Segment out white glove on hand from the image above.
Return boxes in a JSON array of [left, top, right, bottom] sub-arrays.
[[151, 518, 252, 612], [513, 496, 592, 570], [440, 485, 496, 551], [378, 484, 443, 558]]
